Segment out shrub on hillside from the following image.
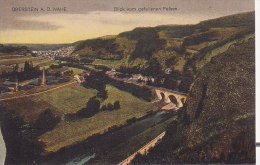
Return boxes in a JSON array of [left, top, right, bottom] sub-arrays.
[[34, 109, 61, 135], [113, 100, 120, 109], [107, 103, 114, 111], [65, 97, 101, 121], [97, 90, 108, 100]]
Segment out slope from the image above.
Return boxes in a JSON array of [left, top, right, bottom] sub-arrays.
[[132, 37, 255, 164]]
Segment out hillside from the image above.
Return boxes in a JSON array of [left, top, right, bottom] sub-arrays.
[[0, 11, 255, 164], [131, 37, 255, 164], [0, 45, 53, 74], [0, 83, 156, 158], [72, 12, 254, 92]]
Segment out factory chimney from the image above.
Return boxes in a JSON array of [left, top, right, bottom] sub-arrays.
[[41, 67, 46, 86]]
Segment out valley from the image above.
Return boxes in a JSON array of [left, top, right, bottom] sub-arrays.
[[0, 11, 255, 164]]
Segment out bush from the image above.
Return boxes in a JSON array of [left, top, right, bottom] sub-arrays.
[[107, 103, 114, 111], [100, 105, 107, 111], [67, 97, 101, 120], [126, 117, 137, 124], [85, 97, 101, 114], [97, 90, 108, 100], [34, 109, 61, 135], [63, 70, 74, 76], [113, 100, 120, 109]]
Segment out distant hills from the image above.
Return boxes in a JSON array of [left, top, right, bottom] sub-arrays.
[[72, 11, 254, 92], [0, 44, 31, 55], [1, 12, 254, 93], [6, 44, 72, 51]]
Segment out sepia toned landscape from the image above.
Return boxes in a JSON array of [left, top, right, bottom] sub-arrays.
[[0, 0, 255, 164]]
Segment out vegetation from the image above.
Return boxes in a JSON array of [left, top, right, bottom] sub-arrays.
[[89, 115, 177, 164], [36, 84, 156, 153], [1, 81, 156, 154], [72, 12, 254, 93], [0, 12, 255, 164], [1, 61, 42, 81], [0, 44, 30, 55], [131, 37, 255, 164], [0, 107, 60, 164], [0, 55, 53, 75], [0, 83, 98, 122]]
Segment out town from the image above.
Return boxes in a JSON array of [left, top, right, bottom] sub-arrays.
[[32, 46, 74, 60]]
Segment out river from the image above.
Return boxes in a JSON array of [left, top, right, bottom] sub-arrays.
[[40, 110, 172, 165]]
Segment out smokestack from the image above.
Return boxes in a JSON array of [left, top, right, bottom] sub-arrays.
[[41, 67, 46, 86], [15, 75, 18, 92], [15, 82, 18, 92]]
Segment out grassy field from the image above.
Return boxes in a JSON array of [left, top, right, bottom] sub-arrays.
[[37, 84, 156, 154], [0, 56, 41, 65], [92, 59, 123, 70], [47, 66, 85, 76], [68, 67, 85, 75], [0, 83, 157, 154], [90, 115, 177, 164], [0, 83, 97, 122], [0, 54, 54, 73]]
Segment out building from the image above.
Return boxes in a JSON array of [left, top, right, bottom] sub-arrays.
[[2, 81, 18, 92], [0, 86, 10, 93]]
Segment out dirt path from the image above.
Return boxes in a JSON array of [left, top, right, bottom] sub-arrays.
[[0, 81, 76, 101]]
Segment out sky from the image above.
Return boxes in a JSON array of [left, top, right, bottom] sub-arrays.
[[0, 0, 255, 44]]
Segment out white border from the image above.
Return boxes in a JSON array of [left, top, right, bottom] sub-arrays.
[[256, 0, 259, 164]]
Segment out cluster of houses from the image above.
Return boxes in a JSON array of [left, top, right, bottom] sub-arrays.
[[32, 46, 74, 60], [73, 71, 91, 84], [106, 70, 155, 85], [129, 74, 155, 84]]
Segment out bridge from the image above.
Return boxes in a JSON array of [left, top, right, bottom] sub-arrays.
[[153, 88, 187, 110], [105, 71, 186, 110]]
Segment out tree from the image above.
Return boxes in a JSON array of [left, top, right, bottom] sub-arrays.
[[24, 61, 30, 72], [13, 64, 19, 73], [54, 71, 62, 77], [34, 109, 61, 135], [113, 100, 120, 110], [63, 70, 74, 76], [145, 58, 162, 76], [107, 103, 114, 111], [97, 90, 108, 100], [86, 97, 100, 115], [163, 78, 177, 90], [100, 105, 107, 111]]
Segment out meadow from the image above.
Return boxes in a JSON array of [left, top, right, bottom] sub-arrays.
[[38, 84, 156, 154], [0, 53, 54, 73], [0, 83, 156, 154], [0, 83, 98, 121]]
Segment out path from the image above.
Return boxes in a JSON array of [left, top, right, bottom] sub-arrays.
[[118, 131, 166, 165], [0, 81, 76, 101]]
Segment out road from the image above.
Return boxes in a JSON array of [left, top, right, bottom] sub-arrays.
[[39, 111, 173, 165], [0, 81, 76, 101]]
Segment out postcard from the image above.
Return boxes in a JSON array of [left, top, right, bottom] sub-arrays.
[[0, 0, 255, 164]]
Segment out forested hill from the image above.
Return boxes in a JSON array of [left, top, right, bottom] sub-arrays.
[[131, 36, 255, 164], [72, 12, 254, 92], [0, 44, 31, 55]]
